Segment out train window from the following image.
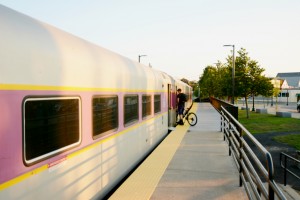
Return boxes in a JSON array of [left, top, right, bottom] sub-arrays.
[[142, 95, 152, 119], [154, 94, 161, 113], [92, 96, 118, 139], [124, 95, 139, 125], [23, 97, 81, 165]]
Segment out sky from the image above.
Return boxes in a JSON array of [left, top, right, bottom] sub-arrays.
[[1, 0, 300, 81]]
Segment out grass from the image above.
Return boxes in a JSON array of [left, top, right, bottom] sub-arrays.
[[238, 110, 300, 150], [238, 110, 300, 134], [273, 134, 300, 150]]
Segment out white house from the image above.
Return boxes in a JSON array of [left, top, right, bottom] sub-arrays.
[[276, 72, 300, 103]]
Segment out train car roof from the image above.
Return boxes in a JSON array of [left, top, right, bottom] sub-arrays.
[[0, 5, 164, 92]]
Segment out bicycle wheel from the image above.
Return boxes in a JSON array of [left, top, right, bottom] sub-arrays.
[[186, 112, 197, 126]]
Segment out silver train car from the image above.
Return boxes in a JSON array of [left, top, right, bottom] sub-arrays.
[[0, 5, 192, 199]]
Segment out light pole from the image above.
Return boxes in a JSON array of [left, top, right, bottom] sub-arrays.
[[223, 44, 235, 104], [138, 55, 147, 63]]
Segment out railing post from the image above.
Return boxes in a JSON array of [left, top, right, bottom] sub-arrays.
[[220, 103, 287, 200], [239, 129, 243, 187], [267, 153, 275, 200], [221, 113, 226, 141], [257, 187, 261, 197], [220, 115, 223, 133], [269, 184, 275, 200], [284, 155, 287, 186], [228, 118, 232, 156]]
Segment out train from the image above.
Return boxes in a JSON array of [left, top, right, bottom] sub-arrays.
[[0, 5, 192, 200]]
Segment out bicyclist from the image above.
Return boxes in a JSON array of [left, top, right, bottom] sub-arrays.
[[177, 88, 186, 125]]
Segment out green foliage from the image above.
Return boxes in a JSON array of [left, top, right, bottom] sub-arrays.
[[233, 48, 273, 99], [238, 110, 300, 134], [179, 78, 200, 98], [273, 135, 300, 150], [199, 48, 273, 113], [188, 80, 200, 97], [199, 66, 217, 97], [199, 63, 230, 99], [239, 109, 300, 149]]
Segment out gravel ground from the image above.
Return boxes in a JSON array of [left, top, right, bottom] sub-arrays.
[[245, 131, 300, 192]]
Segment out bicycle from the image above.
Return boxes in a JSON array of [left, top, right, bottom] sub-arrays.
[[177, 104, 198, 126]]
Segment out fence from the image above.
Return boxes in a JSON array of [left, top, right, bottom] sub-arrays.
[[221, 106, 286, 200], [280, 152, 300, 186], [210, 97, 238, 120]]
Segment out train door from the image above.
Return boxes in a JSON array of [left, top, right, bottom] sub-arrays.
[[168, 84, 172, 127], [168, 84, 177, 127]]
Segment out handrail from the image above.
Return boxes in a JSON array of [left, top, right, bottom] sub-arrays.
[[221, 105, 286, 200], [280, 152, 300, 186], [210, 97, 238, 119]]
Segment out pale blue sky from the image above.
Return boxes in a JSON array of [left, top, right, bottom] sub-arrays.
[[1, 0, 300, 80]]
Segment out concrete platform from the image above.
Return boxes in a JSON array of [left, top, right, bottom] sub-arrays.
[[150, 131, 247, 200], [109, 103, 248, 200]]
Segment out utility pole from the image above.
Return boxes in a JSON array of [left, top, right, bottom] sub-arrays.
[[223, 44, 235, 104]]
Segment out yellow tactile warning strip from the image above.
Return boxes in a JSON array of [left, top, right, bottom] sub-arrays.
[[109, 104, 198, 200]]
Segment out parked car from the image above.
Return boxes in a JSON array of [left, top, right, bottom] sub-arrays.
[[297, 100, 300, 113]]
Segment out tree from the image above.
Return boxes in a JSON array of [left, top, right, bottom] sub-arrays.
[[199, 63, 231, 100], [188, 80, 199, 97], [215, 61, 231, 99], [232, 48, 273, 118], [198, 48, 273, 117], [199, 66, 218, 98], [179, 78, 200, 98]]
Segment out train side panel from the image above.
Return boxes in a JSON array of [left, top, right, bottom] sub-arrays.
[[0, 5, 190, 199], [0, 5, 169, 199], [0, 87, 169, 199]]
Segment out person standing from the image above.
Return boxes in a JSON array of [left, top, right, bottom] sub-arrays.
[[177, 88, 186, 125]]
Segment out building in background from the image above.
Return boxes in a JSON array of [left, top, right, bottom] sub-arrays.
[[276, 72, 300, 102]]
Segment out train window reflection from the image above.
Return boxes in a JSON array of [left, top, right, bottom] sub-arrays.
[[154, 94, 161, 113], [93, 96, 118, 139], [142, 95, 151, 119], [23, 97, 81, 165], [124, 95, 139, 125]]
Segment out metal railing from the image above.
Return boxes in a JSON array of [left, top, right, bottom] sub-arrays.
[[210, 97, 238, 120], [221, 106, 286, 200], [280, 152, 300, 186]]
